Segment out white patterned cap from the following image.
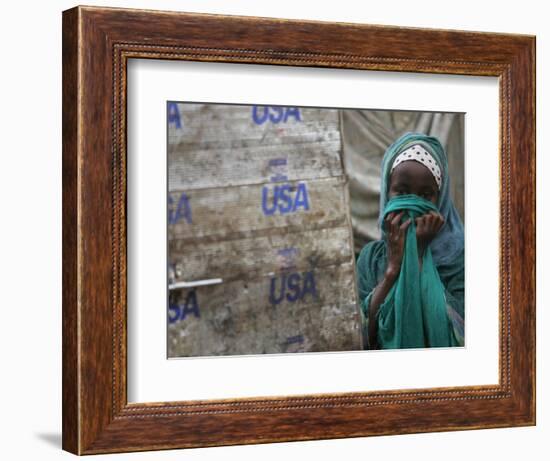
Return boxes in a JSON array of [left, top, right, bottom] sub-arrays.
[[390, 144, 442, 189]]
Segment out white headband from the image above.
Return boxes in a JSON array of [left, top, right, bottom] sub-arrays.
[[390, 144, 442, 189]]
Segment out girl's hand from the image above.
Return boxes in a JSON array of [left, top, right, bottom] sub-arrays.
[[384, 211, 412, 277], [416, 211, 445, 256]]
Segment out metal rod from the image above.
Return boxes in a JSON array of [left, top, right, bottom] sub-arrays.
[[168, 278, 223, 290]]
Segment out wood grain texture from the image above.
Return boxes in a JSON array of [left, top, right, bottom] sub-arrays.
[[169, 139, 342, 190], [169, 226, 354, 283], [168, 104, 342, 191], [168, 177, 348, 241], [168, 263, 360, 357], [166, 102, 359, 358], [62, 7, 79, 454], [62, 5, 536, 455]]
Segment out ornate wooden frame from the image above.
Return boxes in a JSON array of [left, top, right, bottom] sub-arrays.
[[62, 5, 536, 455]]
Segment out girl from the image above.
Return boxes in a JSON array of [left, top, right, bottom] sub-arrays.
[[356, 132, 464, 350]]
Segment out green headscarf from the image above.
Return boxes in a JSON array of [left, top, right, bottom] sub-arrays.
[[356, 132, 465, 349]]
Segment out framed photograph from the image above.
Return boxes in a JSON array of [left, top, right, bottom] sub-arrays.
[[62, 5, 535, 455]]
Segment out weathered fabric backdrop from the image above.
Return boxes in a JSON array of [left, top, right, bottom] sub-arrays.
[[340, 110, 465, 255]]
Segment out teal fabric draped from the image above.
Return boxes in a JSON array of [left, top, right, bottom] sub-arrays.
[[356, 132, 465, 350], [376, 194, 458, 348]]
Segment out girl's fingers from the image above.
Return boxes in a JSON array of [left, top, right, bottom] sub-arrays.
[[422, 212, 444, 232], [433, 212, 444, 222], [385, 212, 395, 233], [426, 213, 435, 227], [430, 213, 444, 232], [391, 211, 404, 227], [400, 218, 412, 231]]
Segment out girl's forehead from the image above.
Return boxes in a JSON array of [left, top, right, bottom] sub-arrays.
[[389, 160, 438, 188]]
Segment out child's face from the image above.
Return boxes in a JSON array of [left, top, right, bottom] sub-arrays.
[[388, 161, 439, 205]]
